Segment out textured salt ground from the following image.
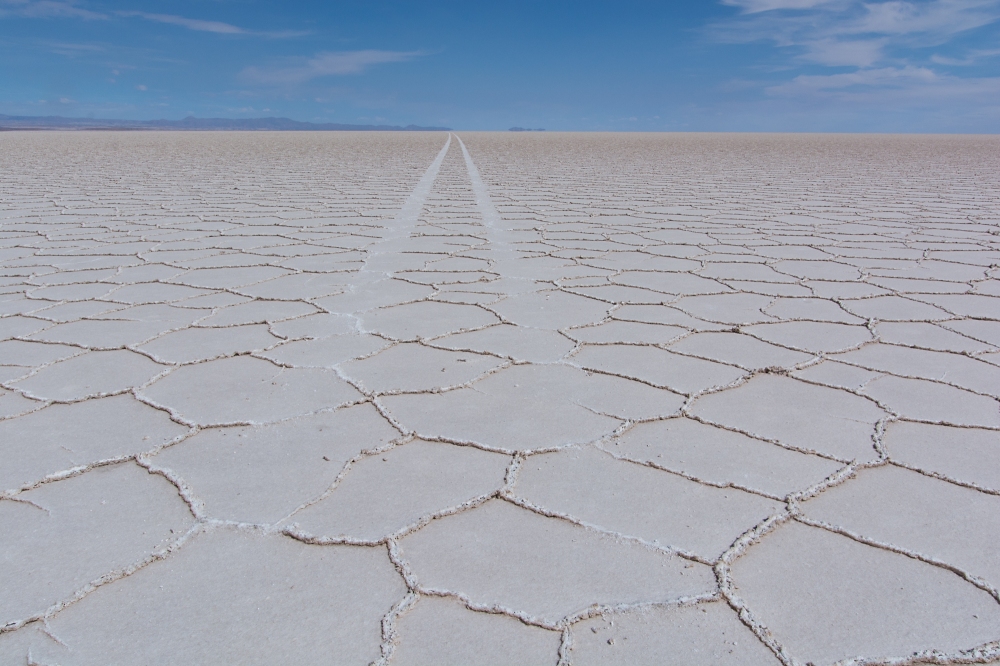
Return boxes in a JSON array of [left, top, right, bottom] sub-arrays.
[[1, 131, 1000, 666]]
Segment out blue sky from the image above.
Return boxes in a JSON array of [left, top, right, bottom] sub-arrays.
[[1, 0, 998, 132]]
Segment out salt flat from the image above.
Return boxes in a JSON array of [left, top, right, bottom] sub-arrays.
[[1, 131, 999, 665]]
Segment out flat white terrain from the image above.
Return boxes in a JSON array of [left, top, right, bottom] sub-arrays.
[[1, 131, 999, 665]]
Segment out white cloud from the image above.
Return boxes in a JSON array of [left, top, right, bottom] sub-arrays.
[[124, 11, 244, 34], [764, 65, 1000, 110], [770, 65, 938, 92], [117, 11, 308, 38], [722, 0, 835, 13], [710, 0, 1000, 125], [240, 50, 423, 85], [715, 0, 1000, 46], [931, 47, 1000, 64], [41, 40, 105, 56], [44, 40, 102, 50], [851, 0, 1000, 36], [712, 0, 1000, 71], [0, 0, 106, 20], [800, 38, 886, 65]]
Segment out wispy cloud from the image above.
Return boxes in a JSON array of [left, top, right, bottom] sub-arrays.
[[766, 65, 1000, 106], [0, 0, 105, 20], [2, 3, 306, 36], [118, 10, 308, 38], [722, 0, 836, 13], [714, 0, 1000, 51], [710, 0, 1000, 123], [711, 0, 1000, 74], [931, 47, 1000, 64], [41, 39, 106, 56], [770, 64, 939, 92], [240, 50, 423, 85], [851, 0, 1000, 36], [121, 11, 244, 34], [799, 37, 887, 65]]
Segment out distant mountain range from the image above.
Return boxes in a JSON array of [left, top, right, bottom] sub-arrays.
[[509, 127, 545, 132], [0, 114, 450, 131]]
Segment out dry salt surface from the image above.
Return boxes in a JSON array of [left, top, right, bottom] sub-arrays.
[[1, 130, 999, 665]]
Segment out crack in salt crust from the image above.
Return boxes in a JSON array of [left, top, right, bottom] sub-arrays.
[[1, 131, 999, 665]]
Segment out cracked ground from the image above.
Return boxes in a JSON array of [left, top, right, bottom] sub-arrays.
[[1, 130, 999, 666]]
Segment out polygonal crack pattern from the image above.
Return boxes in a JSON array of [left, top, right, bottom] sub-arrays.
[[0, 131, 998, 665]]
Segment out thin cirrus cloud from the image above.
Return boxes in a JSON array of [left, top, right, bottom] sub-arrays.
[[798, 37, 886, 66], [240, 50, 424, 85], [721, 0, 836, 13], [770, 64, 939, 93], [712, 0, 1000, 65], [0, 3, 307, 37], [715, 0, 1000, 42], [121, 11, 245, 34], [0, 0, 106, 20], [851, 0, 1000, 36], [118, 11, 308, 38], [931, 47, 1000, 64], [712, 0, 1000, 110], [766, 65, 1000, 103]]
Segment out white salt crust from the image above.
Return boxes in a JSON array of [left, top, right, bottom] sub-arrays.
[[1, 131, 999, 665]]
